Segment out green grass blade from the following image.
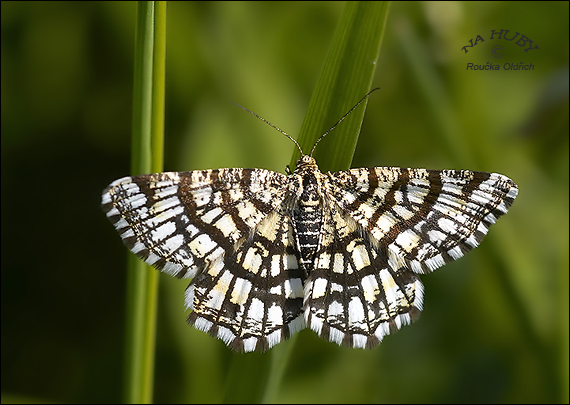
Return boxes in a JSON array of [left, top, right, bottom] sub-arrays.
[[130, 2, 155, 176], [151, 2, 166, 173], [226, 2, 390, 404], [259, 338, 297, 404], [124, 2, 166, 403], [293, 1, 391, 173]]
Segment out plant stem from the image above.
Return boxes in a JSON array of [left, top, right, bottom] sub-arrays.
[[124, 2, 166, 403]]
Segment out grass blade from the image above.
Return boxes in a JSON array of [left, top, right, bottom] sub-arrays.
[[293, 1, 391, 172], [124, 2, 166, 403], [230, 2, 391, 403]]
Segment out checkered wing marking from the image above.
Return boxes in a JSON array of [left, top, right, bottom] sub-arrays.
[[101, 169, 304, 352], [304, 203, 424, 349], [304, 167, 517, 349], [327, 168, 519, 274], [187, 202, 306, 353]]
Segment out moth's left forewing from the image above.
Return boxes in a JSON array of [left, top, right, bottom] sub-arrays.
[[102, 169, 291, 280], [102, 172, 202, 278]]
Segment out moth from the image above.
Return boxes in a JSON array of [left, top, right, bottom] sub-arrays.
[[102, 91, 518, 352]]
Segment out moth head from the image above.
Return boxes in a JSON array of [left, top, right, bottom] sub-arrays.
[[294, 155, 318, 172]]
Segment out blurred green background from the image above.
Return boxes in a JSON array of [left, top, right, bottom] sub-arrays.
[[1, 1, 568, 403]]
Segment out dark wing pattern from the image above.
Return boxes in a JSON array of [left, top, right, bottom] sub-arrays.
[[326, 168, 518, 274], [303, 167, 517, 348], [102, 169, 304, 352], [187, 202, 306, 352], [304, 201, 424, 349]]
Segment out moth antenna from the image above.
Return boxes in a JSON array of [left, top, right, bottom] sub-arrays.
[[232, 101, 304, 156], [309, 88, 380, 157]]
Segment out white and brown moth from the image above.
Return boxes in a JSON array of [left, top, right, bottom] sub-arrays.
[[102, 92, 518, 352]]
